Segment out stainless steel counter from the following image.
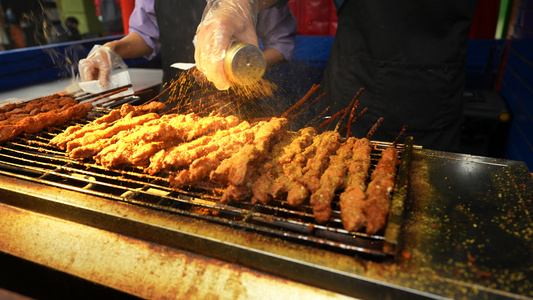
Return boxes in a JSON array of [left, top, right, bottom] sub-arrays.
[[0, 68, 163, 104]]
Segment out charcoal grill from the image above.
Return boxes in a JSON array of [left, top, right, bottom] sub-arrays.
[[0, 107, 409, 257], [0, 105, 532, 299]]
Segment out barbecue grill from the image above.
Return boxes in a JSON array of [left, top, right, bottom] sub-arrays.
[[0, 100, 532, 299]]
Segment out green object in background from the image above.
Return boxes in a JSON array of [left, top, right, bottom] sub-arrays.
[[495, 0, 513, 39], [56, 0, 104, 36]]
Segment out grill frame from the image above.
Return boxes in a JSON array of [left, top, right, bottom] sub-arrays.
[[2, 105, 532, 299], [0, 106, 412, 258]]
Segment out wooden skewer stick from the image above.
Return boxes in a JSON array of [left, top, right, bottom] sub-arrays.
[[287, 92, 326, 123], [345, 100, 360, 138], [334, 87, 364, 132], [366, 117, 384, 140], [315, 107, 348, 132], [304, 106, 330, 128], [393, 125, 408, 146], [95, 89, 154, 106], [280, 84, 321, 118], [340, 107, 368, 136], [77, 84, 133, 102], [85, 86, 131, 104]]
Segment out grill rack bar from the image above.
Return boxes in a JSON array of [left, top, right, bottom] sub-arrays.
[[0, 108, 410, 257]]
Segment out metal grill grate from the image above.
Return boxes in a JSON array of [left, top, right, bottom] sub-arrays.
[[0, 107, 410, 258]]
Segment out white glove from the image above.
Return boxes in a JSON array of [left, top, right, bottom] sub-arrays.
[[78, 45, 127, 89], [195, 0, 259, 90]]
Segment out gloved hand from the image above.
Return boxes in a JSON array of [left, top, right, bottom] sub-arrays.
[[78, 44, 127, 89], [195, 0, 259, 90]]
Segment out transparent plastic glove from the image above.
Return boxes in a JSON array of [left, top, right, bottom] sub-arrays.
[[195, 0, 258, 90], [78, 45, 127, 89]]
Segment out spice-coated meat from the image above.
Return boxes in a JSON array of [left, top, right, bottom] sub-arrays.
[[210, 118, 287, 187], [250, 131, 298, 204], [339, 137, 372, 232], [168, 122, 256, 187], [300, 131, 341, 193], [364, 146, 399, 235], [65, 112, 160, 152], [147, 119, 251, 175], [0, 95, 91, 144], [251, 127, 316, 205], [309, 137, 356, 224], [50, 109, 123, 149]]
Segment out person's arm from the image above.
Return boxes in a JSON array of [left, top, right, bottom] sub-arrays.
[[256, 5, 297, 68], [103, 32, 152, 59], [263, 48, 285, 68], [78, 0, 158, 88]]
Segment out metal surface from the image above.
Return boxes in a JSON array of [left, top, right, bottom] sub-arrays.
[[0, 107, 532, 299], [399, 149, 533, 299], [224, 42, 266, 85], [0, 107, 401, 258]]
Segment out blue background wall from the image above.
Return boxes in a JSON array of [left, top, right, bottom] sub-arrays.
[[498, 0, 533, 170]]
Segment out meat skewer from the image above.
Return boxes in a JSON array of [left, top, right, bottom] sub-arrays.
[[0, 101, 92, 144], [250, 127, 316, 204], [299, 130, 341, 193], [146, 116, 246, 175], [306, 99, 366, 224], [282, 128, 324, 206], [280, 84, 321, 118], [211, 117, 288, 187], [334, 88, 363, 133], [309, 137, 356, 223], [168, 121, 256, 187], [363, 125, 406, 235], [49, 101, 166, 150], [339, 117, 383, 232], [64, 112, 160, 152], [211, 118, 288, 204]]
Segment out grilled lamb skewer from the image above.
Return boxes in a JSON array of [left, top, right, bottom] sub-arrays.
[[309, 137, 356, 224], [92, 113, 240, 168], [363, 125, 405, 235], [210, 117, 288, 187], [18, 102, 93, 134], [300, 130, 341, 193], [0, 94, 76, 116], [363, 146, 399, 235], [50, 102, 166, 150], [251, 127, 316, 204], [0, 102, 93, 144], [65, 112, 160, 152], [147, 119, 250, 175], [169, 123, 257, 187], [211, 118, 288, 204], [339, 118, 383, 232], [282, 129, 323, 206]]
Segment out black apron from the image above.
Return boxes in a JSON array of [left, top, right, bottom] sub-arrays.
[[154, 0, 205, 103], [319, 0, 478, 151]]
